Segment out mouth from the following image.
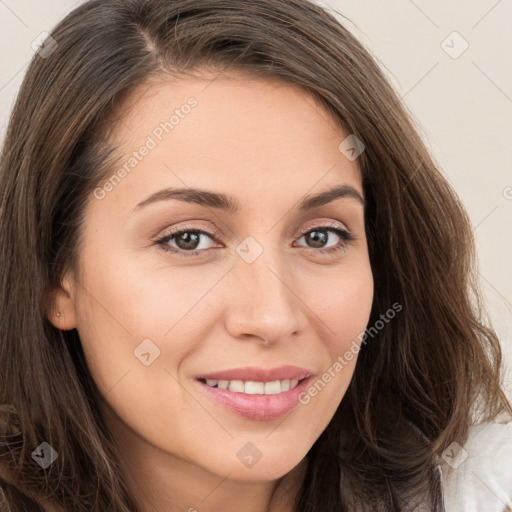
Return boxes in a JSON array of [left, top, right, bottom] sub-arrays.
[[193, 366, 314, 421]]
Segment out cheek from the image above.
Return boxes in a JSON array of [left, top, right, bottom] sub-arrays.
[[290, 260, 373, 422], [308, 261, 374, 354], [72, 245, 226, 418], [71, 246, 166, 395], [85, 255, 217, 338]]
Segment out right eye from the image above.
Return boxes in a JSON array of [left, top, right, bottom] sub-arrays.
[[155, 226, 220, 257]]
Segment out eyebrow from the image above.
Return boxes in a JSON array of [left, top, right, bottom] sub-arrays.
[[130, 184, 365, 214]]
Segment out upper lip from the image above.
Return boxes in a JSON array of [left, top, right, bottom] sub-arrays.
[[196, 365, 313, 383]]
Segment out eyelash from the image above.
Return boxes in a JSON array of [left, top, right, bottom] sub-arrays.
[[154, 222, 356, 258]]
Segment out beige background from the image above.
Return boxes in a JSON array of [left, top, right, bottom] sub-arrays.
[[1, 0, 511, 396]]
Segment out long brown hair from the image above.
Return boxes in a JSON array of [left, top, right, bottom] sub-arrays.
[[1, 0, 510, 510]]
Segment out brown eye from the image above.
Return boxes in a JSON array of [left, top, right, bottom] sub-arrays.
[[303, 229, 330, 249], [156, 227, 219, 257], [294, 224, 355, 255], [171, 231, 203, 251]]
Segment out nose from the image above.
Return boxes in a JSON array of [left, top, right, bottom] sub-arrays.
[[223, 249, 308, 346]]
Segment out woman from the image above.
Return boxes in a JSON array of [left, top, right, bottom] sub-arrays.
[[0, 0, 510, 510]]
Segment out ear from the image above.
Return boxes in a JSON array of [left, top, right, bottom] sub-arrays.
[[46, 271, 78, 331]]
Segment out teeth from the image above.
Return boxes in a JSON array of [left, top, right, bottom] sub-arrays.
[[228, 380, 244, 393], [203, 378, 301, 394], [244, 381, 264, 394], [264, 381, 281, 394]]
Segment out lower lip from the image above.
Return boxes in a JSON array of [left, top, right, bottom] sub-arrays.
[[195, 377, 312, 421]]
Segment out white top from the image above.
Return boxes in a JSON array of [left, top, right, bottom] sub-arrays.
[[440, 419, 512, 511]]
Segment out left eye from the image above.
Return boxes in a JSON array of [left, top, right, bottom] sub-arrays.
[[155, 223, 355, 257], [295, 226, 352, 251]]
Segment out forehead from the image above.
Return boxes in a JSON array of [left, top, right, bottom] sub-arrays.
[[92, 69, 364, 214]]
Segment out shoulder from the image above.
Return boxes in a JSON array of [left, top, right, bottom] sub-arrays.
[[440, 419, 512, 512]]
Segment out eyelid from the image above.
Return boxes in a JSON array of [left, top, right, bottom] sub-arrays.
[[156, 222, 222, 243], [156, 219, 350, 241], [296, 219, 349, 238]]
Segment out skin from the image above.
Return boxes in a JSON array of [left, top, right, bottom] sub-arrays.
[[48, 70, 374, 512]]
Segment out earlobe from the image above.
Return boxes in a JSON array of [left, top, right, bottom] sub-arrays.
[[46, 272, 78, 331]]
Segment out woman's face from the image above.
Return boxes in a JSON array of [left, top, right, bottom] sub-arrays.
[[52, 71, 374, 483]]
